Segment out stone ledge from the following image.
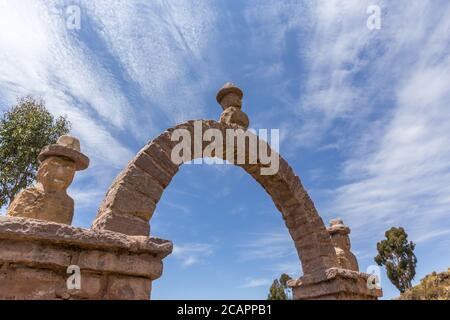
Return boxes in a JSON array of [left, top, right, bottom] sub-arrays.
[[0, 264, 153, 300], [0, 216, 172, 299], [0, 216, 172, 258], [289, 267, 370, 285], [288, 268, 383, 300], [0, 239, 165, 279]]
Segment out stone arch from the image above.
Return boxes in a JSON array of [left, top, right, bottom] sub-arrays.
[[92, 119, 339, 277]]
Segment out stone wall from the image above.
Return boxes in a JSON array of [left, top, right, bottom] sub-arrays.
[[0, 217, 172, 299], [288, 268, 382, 300]]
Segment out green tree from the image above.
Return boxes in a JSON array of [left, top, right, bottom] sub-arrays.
[[0, 96, 71, 209], [374, 227, 417, 293], [267, 273, 292, 300]]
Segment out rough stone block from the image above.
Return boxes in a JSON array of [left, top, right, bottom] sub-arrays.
[[61, 272, 106, 299], [144, 142, 179, 176], [0, 266, 65, 299], [0, 217, 171, 300], [105, 275, 152, 300], [92, 210, 150, 236], [101, 183, 156, 221], [77, 250, 163, 279], [117, 164, 164, 202], [0, 240, 73, 269], [134, 152, 174, 188]]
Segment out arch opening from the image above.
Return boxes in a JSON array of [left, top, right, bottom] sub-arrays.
[[150, 163, 300, 299], [92, 120, 339, 277]]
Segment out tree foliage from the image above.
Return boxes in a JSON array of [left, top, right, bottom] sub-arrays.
[[374, 227, 417, 293], [0, 96, 71, 208], [267, 273, 292, 300]]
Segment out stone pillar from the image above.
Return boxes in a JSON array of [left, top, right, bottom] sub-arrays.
[[0, 217, 172, 299], [327, 219, 359, 271], [1, 136, 173, 299], [216, 82, 249, 129], [288, 267, 382, 300], [288, 219, 382, 300]]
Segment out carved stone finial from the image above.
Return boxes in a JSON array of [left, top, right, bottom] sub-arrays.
[[327, 218, 359, 271], [328, 218, 350, 235], [216, 82, 249, 129], [216, 82, 243, 109], [38, 135, 89, 170], [7, 135, 89, 225]]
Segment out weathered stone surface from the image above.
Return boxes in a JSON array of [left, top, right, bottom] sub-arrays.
[[0, 217, 172, 257], [77, 250, 163, 279], [38, 135, 89, 170], [68, 272, 105, 299], [216, 82, 243, 109], [1, 86, 379, 300], [287, 219, 378, 299], [144, 142, 179, 176], [104, 275, 152, 300], [0, 266, 66, 299], [134, 151, 174, 188], [0, 240, 73, 268], [7, 135, 89, 225], [51, 271, 106, 300], [92, 118, 342, 284], [327, 219, 359, 271], [100, 183, 156, 220], [7, 187, 74, 224], [92, 210, 151, 236], [288, 268, 383, 300], [113, 164, 164, 202], [88, 97, 379, 299], [0, 216, 171, 300], [220, 107, 249, 129]]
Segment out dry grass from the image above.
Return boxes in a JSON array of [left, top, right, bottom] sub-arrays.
[[397, 268, 450, 300]]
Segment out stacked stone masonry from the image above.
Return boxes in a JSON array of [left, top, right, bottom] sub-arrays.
[[0, 217, 171, 299], [0, 84, 382, 299]]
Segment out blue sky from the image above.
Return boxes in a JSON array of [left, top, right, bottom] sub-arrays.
[[1, 0, 449, 299]]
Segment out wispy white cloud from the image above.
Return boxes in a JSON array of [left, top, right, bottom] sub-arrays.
[[1, 1, 449, 300], [236, 231, 301, 278], [84, 0, 219, 125], [0, 1, 223, 224], [230, 206, 245, 216], [415, 229, 450, 245], [172, 242, 214, 267], [271, 261, 302, 278], [289, 0, 377, 148], [241, 0, 450, 268], [0, 1, 134, 168], [69, 187, 105, 208], [241, 0, 380, 150], [164, 201, 192, 216], [237, 231, 297, 261], [239, 277, 271, 289], [328, 2, 450, 246]]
